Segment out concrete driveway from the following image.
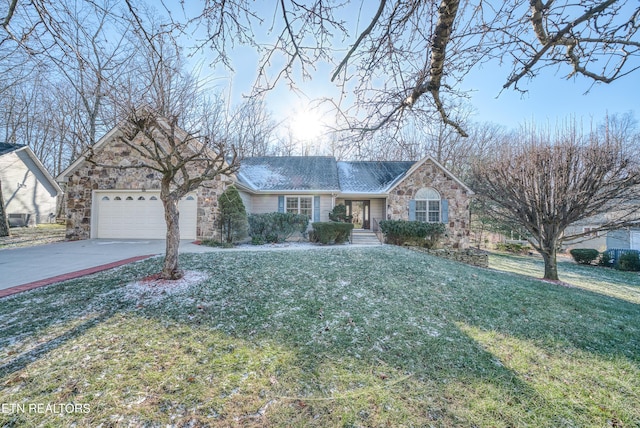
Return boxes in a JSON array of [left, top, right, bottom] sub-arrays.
[[0, 239, 212, 291]]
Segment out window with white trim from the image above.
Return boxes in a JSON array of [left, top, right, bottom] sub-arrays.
[[415, 187, 441, 223], [583, 227, 598, 237], [286, 196, 313, 219]]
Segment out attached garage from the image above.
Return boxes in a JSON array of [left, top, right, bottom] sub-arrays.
[[92, 190, 197, 239]]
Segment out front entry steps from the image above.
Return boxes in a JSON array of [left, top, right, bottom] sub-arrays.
[[351, 230, 383, 245]]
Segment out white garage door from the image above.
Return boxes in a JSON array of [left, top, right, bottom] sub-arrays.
[[94, 191, 197, 239]]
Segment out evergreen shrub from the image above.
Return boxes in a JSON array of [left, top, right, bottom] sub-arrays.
[[618, 251, 640, 271], [217, 186, 248, 243], [569, 248, 600, 265], [598, 251, 613, 267], [328, 204, 352, 223], [310, 222, 354, 244], [379, 220, 445, 248], [248, 212, 309, 244]]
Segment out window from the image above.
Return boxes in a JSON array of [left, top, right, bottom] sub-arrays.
[[584, 227, 598, 237], [101, 196, 110, 201], [415, 187, 441, 223], [114, 196, 122, 201], [150, 196, 158, 200], [138, 196, 145, 200], [415, 200, 440, 222], [286, 196, 313, 219], [126, 196, 133, 201]]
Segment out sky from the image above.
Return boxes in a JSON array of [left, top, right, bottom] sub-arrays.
[[175, 1, 640, 141]]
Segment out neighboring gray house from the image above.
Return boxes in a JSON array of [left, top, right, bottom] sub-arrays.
[[0, 143, 60, 226], [58, 119, 474, 248], [563, 207, 640, 252]]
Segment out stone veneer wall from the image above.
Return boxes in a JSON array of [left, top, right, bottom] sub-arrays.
[[64, 137, 228, 240], [386, 159, 471, 248], [408, 247, 489, 268]]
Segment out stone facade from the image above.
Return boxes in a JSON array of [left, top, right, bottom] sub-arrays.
[[408, 247, 489, 268], [62, 137, 471, 245], [386, 158, 471, 248], [63, 137, 228, 240]]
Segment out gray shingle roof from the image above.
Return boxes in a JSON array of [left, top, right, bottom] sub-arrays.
[[337, 161, 415, 193], [0, 143, 25, 156], [236, 156, 341, 191], [236, 156, 416, 193]]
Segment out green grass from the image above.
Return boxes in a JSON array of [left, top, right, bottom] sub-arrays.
[[490, 251, 640, 304], [1, 246, 639, 427], [0, 224, 65, 249]]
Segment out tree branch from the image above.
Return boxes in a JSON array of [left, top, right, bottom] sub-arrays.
[[331, 0, 387, 82]]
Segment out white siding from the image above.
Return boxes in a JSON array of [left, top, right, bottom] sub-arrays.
[[0, 151, 58, 224], [562, 224, 607, 252], [249, 194, 279, 214], [238, 190, 252, 213], [247, 193, 333, 222], [370, 199, 385, 224], [319, 195, 333, 222]]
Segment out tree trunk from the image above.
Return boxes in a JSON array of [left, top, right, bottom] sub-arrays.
[[541, 246, 559, 281], [0, 179, 10, 237], [161, 183, 183, 280]]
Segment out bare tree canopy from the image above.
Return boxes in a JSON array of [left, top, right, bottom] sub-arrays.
[[88, 105, 236, 279], [187, 0, 640, 135], [472, 119, 640, 280], [5, 1, 637, 139], [82, 27, 238, 280]]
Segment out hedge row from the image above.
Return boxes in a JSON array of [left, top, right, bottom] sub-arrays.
[[248, 212, 309, 244], [570, 248, 640, 271], [310, 222, 354, 244], [378, 220, 445, 248]]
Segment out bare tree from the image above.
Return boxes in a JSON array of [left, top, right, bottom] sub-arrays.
[[0, 179, 9, 237], [1, 0, 134, 160], [228, 97, 279, 158], [4, 1, 639, 138], [472, 121, 640, 280], [84, 27, 237, 279], [189, 1, 640, 137], [89, 107, 236, 279]]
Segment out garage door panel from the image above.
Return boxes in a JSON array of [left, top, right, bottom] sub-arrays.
[[94, 191, 197, 239]]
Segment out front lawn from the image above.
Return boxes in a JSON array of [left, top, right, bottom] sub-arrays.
[[490, 251, 640, 304], [0, 224, 65, 249], [1, 246, 638, 426]]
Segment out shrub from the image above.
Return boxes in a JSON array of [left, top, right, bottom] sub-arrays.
[[495, 242, 530, 254], [618, 251, 640, 271], [598, 251, 613, 267], [199, 239, 234, 248], [217, 185, 248, 243], [378, 220, 445, 248], [310, 222, 354, 244], [328, 204, 352, 223], [248, 212, 309, 244], [569, 248, 599, 265]]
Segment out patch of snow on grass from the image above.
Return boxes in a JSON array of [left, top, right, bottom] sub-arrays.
[[123, 270, 208, 304]]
